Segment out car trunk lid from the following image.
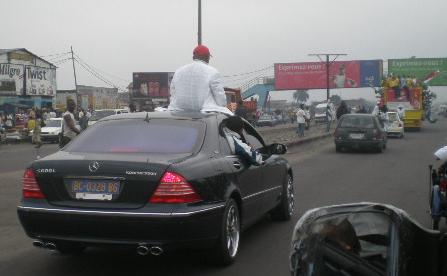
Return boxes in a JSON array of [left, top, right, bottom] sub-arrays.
[[32, 152, 185, 209]]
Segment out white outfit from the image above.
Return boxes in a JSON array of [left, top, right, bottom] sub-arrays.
[[168, 60, 232, 115], [296, 109, 306, 124], [62, 111, 78, 139]]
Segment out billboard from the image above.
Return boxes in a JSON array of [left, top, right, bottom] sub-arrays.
[[388, 58, 447, 86], [132, 72, 174, 98], [25, 66, 57, 96], [274, 60, 382, 90], [0, 63, 24, 96]]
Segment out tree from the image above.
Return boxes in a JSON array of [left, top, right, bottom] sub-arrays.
[[330, 94, 342, 106], [293, 90, 309, 104]]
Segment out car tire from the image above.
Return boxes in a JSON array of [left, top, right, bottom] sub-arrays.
[[432, 217, 440, 230], [376, 144, 383, 153], [57, 241, 85, 255], [271, 174, 294, 221], [335, 145, 342, 153], [212, 198, 240, 265]]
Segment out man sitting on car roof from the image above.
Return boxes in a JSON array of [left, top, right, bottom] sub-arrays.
[[168, 45, 233, 115]]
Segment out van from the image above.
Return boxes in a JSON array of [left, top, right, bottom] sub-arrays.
[[314, 103, 335, 123]]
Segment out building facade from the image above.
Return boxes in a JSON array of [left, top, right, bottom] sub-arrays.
[[0, 48, 57, 114]]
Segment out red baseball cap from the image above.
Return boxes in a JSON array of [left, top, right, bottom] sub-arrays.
[[193, 45, 211, 57]]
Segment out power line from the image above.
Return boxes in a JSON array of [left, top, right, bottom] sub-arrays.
[[73, 53, 130, 85], [74, 58, 127, 92], [40, 51, 71, 58]]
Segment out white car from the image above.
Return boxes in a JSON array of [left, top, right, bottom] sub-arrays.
[[88, 109, 129, 126], [385, 112, 404, 138], [29, 118, 81, 143]]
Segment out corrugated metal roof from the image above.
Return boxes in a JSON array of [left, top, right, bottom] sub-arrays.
[[0, 48, 56, 67]]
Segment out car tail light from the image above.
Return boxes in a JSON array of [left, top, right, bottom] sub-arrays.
[[149, 172, 202, 204], [373, 129, 381, 139], [398, 123, 403, 127], [22, 168, 45, 199]]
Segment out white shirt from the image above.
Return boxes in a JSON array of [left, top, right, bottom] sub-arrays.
[[296, 109, 306, 124], [168, 60, 232, 115], [62, 111, 78, 139]]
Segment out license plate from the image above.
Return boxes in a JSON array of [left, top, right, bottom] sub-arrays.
[[349, 133, 364, 139], [67, 179, 121, 201]]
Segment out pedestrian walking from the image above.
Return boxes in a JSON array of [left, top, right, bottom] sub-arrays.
[[336, 101, 350, 119], [60, 99, 80, 148], [296, 105, 306, 137], [33, 111, 43, 148]]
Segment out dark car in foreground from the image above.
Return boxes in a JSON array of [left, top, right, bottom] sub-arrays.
[[17, 111, 294, 265], [334, 114, 387, 153]]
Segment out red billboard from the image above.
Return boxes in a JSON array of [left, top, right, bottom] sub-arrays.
[[274, 60, 382, 90], [132, 72, 174, 98]]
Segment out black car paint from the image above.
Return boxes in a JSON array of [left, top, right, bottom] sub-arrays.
[[17, 112, 291, 250], [334, 114, 387, 151]]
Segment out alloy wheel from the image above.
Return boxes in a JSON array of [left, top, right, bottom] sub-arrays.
[[226, 205, 240, 257]]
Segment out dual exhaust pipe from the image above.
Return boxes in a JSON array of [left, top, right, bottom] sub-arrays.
[[33, 240, 164, 256], [32, 240, 57, 251], [136, 244, 164, 256]]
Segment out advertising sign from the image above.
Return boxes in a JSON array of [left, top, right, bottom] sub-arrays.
[[274, 60, 382, 90], [388, 58, 447, 86], [132, 72, 173, 98], [0, 63, 24, 96], [25, 66, 57, 96]]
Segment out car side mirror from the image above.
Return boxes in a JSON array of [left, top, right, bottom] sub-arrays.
[[290, 203, 444, 276], [269, 143, 287, 155]]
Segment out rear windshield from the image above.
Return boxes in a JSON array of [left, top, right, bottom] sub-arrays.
[[44, 120, 61, 127], [65, 119, 205, 154], [90, 110, 116, 121], [340, 116, 375, 128], [388, 113, 399, 121]]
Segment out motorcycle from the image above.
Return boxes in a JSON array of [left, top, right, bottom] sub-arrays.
[[290, 202, 447, 276]]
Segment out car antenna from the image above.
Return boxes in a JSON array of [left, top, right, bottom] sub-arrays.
[[144, 112, 150, 123]]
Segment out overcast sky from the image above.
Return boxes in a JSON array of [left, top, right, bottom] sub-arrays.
[[1, 0, 446, 102]]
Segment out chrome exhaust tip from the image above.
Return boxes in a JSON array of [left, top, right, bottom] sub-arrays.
[[45, 242, 57, 251], [149, 246, 163, 256], [136, 245, 149, 256], [32, 240, 45, 248]]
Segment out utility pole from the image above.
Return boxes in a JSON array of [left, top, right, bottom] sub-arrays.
[[70, 46, 78, 94], [198, 0, 202, 44], [308, 53, 347, 101]]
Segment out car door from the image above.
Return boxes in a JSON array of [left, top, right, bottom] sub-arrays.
[[218, 122, 265, 225], [243, 124, 285, 214]]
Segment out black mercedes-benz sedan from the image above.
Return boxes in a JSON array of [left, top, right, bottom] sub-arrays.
[[17, 111, 294, 264]]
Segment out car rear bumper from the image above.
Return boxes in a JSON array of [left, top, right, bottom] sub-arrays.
[[17, 201, 225, 250], [335, 139, 382, 148]]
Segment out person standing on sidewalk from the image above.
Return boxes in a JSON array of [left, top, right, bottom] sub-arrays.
[[326, 104, 333, 132], [296, 105, 306, 137]]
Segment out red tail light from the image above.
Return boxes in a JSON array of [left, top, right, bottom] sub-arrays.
[[398, 123, 403, 127], [149, 172, 202, 204], [373, 129, 381, 139], [22, 168, 45, 199]]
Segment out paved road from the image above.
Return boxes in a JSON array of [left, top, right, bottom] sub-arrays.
[[0, 119, 446, 275]]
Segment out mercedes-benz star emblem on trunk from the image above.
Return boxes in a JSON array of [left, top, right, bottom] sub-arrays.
[[89, 161, 100, 172]]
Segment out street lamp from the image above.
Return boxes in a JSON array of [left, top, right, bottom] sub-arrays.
[[198, 0, 202, 45], [308, 53, 347, 101]]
